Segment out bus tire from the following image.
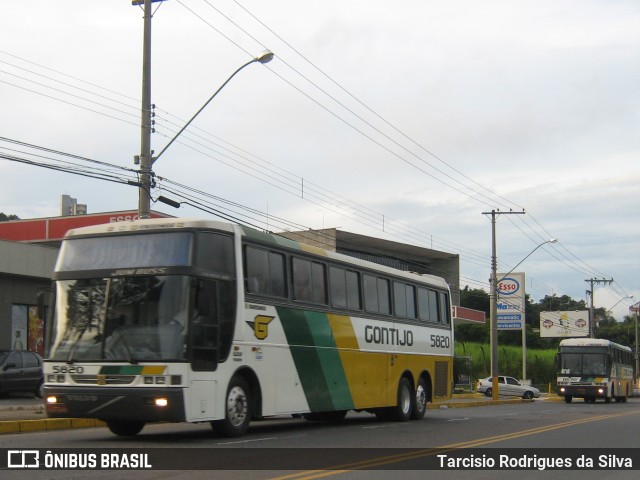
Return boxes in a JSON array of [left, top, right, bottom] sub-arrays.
[[564, 396, 572, 403], [213, 376, 252, 437], [392, 377, 413, 422], [106, 420, 145, 437], [411, 377, 428, 420]]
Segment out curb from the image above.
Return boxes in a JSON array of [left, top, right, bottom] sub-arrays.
[[0, 417, 106, 434]]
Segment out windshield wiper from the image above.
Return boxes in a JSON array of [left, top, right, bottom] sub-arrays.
[[119, 335, 138, 365]]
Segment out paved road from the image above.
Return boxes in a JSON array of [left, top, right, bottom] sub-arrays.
[[1, 398, 639, 479]]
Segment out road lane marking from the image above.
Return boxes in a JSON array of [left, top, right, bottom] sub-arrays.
[[268, 409, 640, 480]]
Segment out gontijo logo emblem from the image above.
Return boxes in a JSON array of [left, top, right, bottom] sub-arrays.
[[497, 277, 520, 295], [246, 315, 275, 340]]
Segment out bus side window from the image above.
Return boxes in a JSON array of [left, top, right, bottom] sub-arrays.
[[245, 246, 286, 298], [440, 292, 450, 325]]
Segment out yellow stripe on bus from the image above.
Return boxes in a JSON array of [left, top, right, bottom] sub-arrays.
[[141, 366, 167, 375], [327, 314, 391, 409]]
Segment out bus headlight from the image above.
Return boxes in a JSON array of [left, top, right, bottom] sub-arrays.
[[155, 398, 168, 407]]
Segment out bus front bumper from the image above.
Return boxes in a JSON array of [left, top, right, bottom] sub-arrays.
[[44, 386, 186, 422], [557, 385, 607, 398]]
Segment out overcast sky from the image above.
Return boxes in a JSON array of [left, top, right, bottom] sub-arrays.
[[1, 0, 638, 320]]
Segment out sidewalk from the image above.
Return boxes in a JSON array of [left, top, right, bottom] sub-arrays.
[[0, 393, 561, 435], [0, 402, 105, 434], [428, 392, 562, 409]]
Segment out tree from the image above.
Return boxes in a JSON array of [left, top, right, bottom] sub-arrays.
[[595, 316, 637, 347], [0, 212, 20, 221]]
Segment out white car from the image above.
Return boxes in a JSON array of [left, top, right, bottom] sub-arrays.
[[477, 376, 540, 399]]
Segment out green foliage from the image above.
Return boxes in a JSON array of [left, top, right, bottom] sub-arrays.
[[457, 285, 632, 350], [0, 212, 20, 222], [455, 341, 557, 388], [595, 317, 638, 347]]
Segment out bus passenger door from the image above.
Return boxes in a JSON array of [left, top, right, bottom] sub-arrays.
[[188, 279, 225, 420]]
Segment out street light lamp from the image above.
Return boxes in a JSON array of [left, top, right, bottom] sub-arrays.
[[152, 50, 274, 165], [498, 239, 557, 283], [607, 295, 634, 316], [496, 238, 556, 383], [137, 49, 274, 218]]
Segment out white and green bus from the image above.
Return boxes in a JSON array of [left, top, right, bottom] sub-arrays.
[[556, 338, 634, 404], [44, 218, 454, 437]]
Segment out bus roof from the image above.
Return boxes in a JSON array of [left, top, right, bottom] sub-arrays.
[[559, 338, 632, 352], [61, 218, 451, 290], [63, 218, 236, 237]]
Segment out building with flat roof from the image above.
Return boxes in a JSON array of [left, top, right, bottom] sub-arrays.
[[0, 213, 481, 353], [0, 210, 172, 351], [279, 228, 461, 306]]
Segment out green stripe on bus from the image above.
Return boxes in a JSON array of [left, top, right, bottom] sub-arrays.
[[98, 365, 167, 375], [277, 307, 354, 412], [99, 365, 143, 375]]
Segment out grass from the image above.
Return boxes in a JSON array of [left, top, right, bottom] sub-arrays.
[[455, 341, 557, 388]]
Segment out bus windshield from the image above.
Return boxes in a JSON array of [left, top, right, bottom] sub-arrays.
[[560, 353, 608, 376], [50, 275, 190, 363]]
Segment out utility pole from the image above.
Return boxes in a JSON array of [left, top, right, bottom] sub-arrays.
[[631, 302, 640, 385], [483, 209, 525, 400], [137, 0, 153, 219], [585, 277, 614, 338]]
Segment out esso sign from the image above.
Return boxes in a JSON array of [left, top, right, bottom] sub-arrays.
[[497, 277, 520, 295], [109, 215, 140, 223]]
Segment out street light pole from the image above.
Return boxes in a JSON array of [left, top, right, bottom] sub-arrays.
[[134, 0, 274, 218], [152, 50, 274, 165], [606, 295, 634, 318], [496, 238, 557, 382]]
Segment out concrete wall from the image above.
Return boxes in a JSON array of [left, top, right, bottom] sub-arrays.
[[0, 240, 58, 351]]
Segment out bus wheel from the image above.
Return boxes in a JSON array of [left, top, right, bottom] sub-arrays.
[[106, 420, 145, 437], [411, 377, 428, 420], [212, 376, 251, 437], [393, 377, 413, 422], [564, 396, 572, 403]]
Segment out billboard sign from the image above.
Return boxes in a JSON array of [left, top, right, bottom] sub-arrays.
[[497, 272, 525, 330], [539, 311, 589, 338]]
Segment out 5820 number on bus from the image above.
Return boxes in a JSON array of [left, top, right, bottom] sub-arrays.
[[430, 334, 450, 349]]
